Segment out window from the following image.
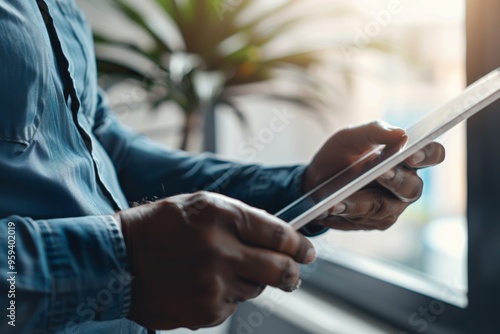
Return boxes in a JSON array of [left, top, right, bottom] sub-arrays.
[[301, 1, 499, 333], [221, 0, 468, 296], [219, 0, 499, 332], [309, 0, 468, 292]]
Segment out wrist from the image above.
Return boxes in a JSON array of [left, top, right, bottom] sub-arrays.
[[113, 212, 122, 230], [114, 210, 140, 322], [302, 164, 316, 193]]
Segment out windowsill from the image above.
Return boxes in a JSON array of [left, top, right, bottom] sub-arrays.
[[243, 285, 401, 334], [162, 285, 401, 334]]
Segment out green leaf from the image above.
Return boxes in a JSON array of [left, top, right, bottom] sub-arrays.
[[237, 0, 298, 32], [113, 0, 172, 54], [217, 98, 250, 133], [260, 51, 322, 68], [89, 0, 389, 142]]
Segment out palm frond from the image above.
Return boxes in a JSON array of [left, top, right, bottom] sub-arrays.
[[86, 0, 392, 150]]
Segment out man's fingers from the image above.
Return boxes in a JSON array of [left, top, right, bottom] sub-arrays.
[[236, 248, 301, 292], [229, 204, 317, 264], [377, 167, 424, 202], [304, 121, 407, 192], [319, 215, 396, 231], [405, 142, 446, 169], [186, 192, 316, 264], [328, 188, 407, 222], [317, 216, 359, 231], [316, 121, 406, 176], [232, 280, 265, 302]]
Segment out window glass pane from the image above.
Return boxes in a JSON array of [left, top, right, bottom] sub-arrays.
[[315, 0, 467, 291]]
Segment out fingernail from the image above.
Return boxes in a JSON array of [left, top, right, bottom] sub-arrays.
[[328, 202, 346, 215], [411, 150, 426, 164], [381, 169, 396, 180], [304, 248, 317, 264], [294, 279, 302, 291]]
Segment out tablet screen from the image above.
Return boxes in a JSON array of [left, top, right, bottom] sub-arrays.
[[276, 68, 500, 230]]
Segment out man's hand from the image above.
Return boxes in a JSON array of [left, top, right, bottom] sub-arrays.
[[304, 121, 445, 231], [115, 192, 316, 330]]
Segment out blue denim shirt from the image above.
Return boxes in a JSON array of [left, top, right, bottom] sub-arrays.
[[0, 1, 321, 333]]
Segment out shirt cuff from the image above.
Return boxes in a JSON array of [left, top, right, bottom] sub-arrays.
[[242, 164, 329, 237], [240, 164, 307, 214], [35, 215, 131, 331], [289, 167, 329, 237], [299, 223, 329, 237]]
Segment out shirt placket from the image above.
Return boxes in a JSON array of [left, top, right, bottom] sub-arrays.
[[36, 0, 122, 211]]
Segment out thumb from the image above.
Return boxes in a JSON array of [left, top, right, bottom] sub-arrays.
[[331, 121, 406, 158], [305, 121, 407, 192]]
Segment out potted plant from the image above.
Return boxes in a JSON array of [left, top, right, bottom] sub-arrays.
[[84, 0, 362, 151]]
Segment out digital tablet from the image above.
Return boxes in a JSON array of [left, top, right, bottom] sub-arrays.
[[276, 68, 500, 230]]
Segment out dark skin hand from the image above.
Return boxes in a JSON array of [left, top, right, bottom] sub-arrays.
[[115, 192, 316, 331], [304, 121, 446, 231], [115, 121, 444, 331]]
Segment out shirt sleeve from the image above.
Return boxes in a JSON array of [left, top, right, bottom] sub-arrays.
[[0, 215, 131, 333], [92, 89, 305, 215], [92, 89, 328, 236]]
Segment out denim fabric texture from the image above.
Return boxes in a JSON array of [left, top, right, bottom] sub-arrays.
[[0, 1, 324, 333]]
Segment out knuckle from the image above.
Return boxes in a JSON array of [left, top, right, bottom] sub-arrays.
[[406, 177, 424, 202], [279, 257, 299, 288], [273, 224, 287, 250], [233, 205, 252, 236], [295, 236, 311, 263], [239, 285, 265, 301], [368, 196, 386, 216], [191, 191, 212, 208], [390, 168, 406, 189], [345, 200, 357, 215], [185, 191, 215, 218]]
